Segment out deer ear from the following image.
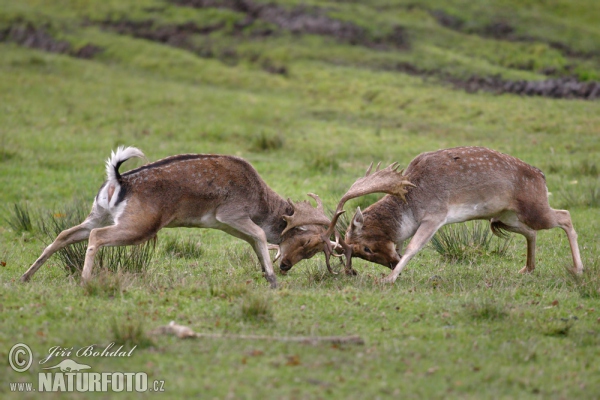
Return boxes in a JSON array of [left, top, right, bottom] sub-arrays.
[[351, 207, 364, 232]]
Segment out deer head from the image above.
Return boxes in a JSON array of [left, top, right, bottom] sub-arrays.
[[345, 206, 402, 269], [277, 193, 339, 273], [334, 162, 414, 271], [284, 163, 415, 273]]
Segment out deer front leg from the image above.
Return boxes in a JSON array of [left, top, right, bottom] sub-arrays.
[[382, 220, 444, 284], [216, 213, 277, 289]]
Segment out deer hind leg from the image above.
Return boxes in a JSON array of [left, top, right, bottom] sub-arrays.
[[82, 220, 160, 282], [493, 216, 537, 273], [552, 210, 583, 274], [383, 219, 445, 284], [21, 217, 100, 282], [215, 213, 277, 289]]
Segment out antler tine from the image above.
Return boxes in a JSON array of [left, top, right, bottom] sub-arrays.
[[375, 161, 382, 172], [281, 194, 332, 236], [307, 193, 324, 213], [365, 162, 374, 177]]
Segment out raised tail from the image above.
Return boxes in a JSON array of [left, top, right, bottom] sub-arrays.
[[105, 146, 145, 184]]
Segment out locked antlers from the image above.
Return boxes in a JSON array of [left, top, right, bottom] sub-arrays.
[[326, 162, 416, 273], [281, 163, 415, 274]]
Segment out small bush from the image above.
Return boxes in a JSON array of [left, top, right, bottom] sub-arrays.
[[3, 202, 35, 233], [431, 221, 511, 262]]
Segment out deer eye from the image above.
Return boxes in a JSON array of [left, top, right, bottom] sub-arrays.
[[364, 246, 373, 254]]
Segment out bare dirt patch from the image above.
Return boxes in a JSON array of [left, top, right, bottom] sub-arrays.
[[455, 75, 600, 100], [0, 22, 103, 59], [170, 0, 409, 49]]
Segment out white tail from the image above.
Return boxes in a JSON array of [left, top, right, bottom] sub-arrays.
[[331, 146, 584, 283], [21, 148, 335, 288]]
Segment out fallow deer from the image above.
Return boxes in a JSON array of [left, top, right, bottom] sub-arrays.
[[21, 147, 334, 288], [319, 146, 584, 283]]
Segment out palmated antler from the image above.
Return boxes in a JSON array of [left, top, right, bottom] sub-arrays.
[[325, 162, 416, 273], [281, 193, 331, 236]]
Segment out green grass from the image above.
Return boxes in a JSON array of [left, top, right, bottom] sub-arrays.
[[1, 0, 600, 398]]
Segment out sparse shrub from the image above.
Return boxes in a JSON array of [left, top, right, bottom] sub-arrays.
[[430, 221, 511, 262], [250, 131, 285, 152], [3, 202, 35, 233], [97, 239, 156, 274], [161, 234, 203, 259], [463, 298, 508, 320], [110, 317, 154, 349], [39, 199, 155, 276], [238, 292, 273, 322]]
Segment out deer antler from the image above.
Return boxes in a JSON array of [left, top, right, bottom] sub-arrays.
[[322, 162, 416, 273], [281, 193, 331, 236]]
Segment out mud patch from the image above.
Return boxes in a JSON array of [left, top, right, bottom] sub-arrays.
[[0, 23, 103, 59], [455, 75, 600, 100], [170, 0, 409, 49]]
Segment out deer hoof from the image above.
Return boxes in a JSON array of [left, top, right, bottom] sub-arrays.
[[518, 266, 534, 274], [266, 274, 278, 289], [345, 268, 358, 276]]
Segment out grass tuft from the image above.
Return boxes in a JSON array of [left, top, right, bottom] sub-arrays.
[[249, 131, 285, 152], [463, 298, 508, 320], [565, 261, 600, 299], [537, 317, 577, 337], [161, 234, 203, 259], [110, 317, 154, 349], [3, 202, 35, 233], [238, 291, 274, 322], [209, 281, 249, 300], [82, 270, 131, 298], [431, 221, 512, 262]]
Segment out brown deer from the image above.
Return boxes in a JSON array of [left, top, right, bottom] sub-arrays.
[[316, 146, 584, 283], [21, 147, 334, 288]]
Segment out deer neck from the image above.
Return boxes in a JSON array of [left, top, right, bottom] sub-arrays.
[[365, 195, 416, 244], [254, 187, 294, 245]]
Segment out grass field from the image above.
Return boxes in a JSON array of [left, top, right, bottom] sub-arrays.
[[1, 0, 599, 398]]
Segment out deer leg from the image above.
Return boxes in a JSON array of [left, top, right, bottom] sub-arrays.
[[216, 214, 277, 289], [383, 220, 444, 284], [82, 222, 159, 282], [21, 219, 98, 282], [553, 210, 583, 274], [495, 217, 537, 273]]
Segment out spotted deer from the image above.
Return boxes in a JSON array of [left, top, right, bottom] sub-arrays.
[[21, 147, 334, 288], [315, 146, 584, 283]]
